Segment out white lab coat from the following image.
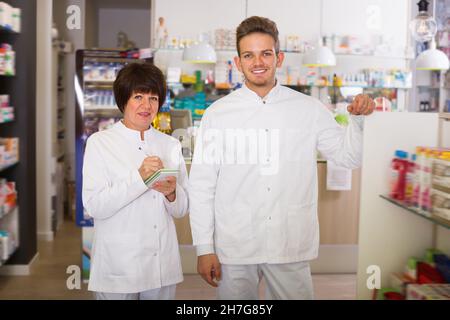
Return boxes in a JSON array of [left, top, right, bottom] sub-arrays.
[[189, 82, 364, 265], [82, 121, 189, 293]]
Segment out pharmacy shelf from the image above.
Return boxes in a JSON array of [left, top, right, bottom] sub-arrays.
[[334, 53, 414, 60], [0, 160, 19, 173], [84, 105, 117, 110], [84, 108, 122, 118], [299, 84, 411, 89], [0, 204, 17, 220], [154, 48, 413, 59], [379, 195, 450, 230], [83, 57, 141, 64], [84, 80, 115, 88]]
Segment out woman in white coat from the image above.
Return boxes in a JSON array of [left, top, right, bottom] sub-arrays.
[[82, 63, 189, 300]]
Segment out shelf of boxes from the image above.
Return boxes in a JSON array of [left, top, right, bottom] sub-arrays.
[[380, 195, 450, 230]]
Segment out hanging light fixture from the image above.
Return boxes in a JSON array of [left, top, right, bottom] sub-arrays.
[[416, 39, 450, 70], [182, 42, 217, 64], [302, 0, 336, 67], [409, 0, 437, 43], [412, 0, 449, 70], [303, 38, 336, 67]]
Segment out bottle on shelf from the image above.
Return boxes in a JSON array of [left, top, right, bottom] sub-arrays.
[[404, 153, 416, 206], [390, 150, 409, 201], [419, 148, 433, 216]]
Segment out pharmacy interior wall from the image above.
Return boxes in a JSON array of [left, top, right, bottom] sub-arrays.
[[98, 6, 151, 48]]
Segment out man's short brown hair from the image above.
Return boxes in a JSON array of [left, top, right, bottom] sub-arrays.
[[236, 16, 280, 56], [113, 62, 166, 113]]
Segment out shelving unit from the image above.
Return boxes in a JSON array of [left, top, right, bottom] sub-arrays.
[[0, 2, 20, 267], [50, 38, 70, 233], [0, 160, 19, 172], [379, 195, 450, 230], [0, 1, 37, 273]]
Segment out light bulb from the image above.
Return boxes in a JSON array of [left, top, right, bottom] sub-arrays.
[[410, 11, 437, 42], [410, 0, 437, 43]]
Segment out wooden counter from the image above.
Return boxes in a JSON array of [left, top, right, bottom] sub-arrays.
[[174, 162, 361, 245]]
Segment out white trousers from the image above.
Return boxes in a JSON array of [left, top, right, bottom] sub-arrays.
[[94, 284, 176, 300], [217, 261, 313, 300]]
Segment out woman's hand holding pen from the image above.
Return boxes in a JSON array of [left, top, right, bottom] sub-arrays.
[[139, 156, 163, 181], [138, 156, 177, 202]]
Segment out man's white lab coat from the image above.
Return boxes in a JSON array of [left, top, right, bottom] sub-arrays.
[[189, 82, 363, 265]]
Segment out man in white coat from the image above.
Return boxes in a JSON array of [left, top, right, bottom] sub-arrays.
[[189, 16, 375, 299]]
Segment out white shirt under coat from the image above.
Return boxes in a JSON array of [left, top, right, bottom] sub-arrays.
[[189, 81, 364, 265], [82, 121, 189, 293]]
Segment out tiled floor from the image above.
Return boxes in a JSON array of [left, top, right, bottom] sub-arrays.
[[0, 219, 356, 300]]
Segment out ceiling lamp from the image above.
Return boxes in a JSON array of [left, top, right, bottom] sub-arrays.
[[416, 39, 450, 70], [303, 41, 336, 67], [302, 0, 336, 68], [182, 42, 216, 64]]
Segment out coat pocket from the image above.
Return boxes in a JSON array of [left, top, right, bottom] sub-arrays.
[[100, 234, 140, 278], [287, 203, 318, 250], [215, 205, 252, 247]]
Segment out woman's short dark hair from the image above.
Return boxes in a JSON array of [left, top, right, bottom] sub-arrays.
[[113, 62, 167, 113], [236, 16, 280, 56]]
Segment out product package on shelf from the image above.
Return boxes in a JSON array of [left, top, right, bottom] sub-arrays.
[[83, 61, 123, 82], [0, 230, 16, 262], [0, 2, 20, 32], [0, 178, 16, 218], [0, 137, 19, 167], [406, 284, 450, 300], [214, 29, 236, 51], [0, 43, 15, 76], [431, 150, 450, 222], [0, 94, 13, 123], [380, 249, 450, 300], [387, 146, 449, 221]]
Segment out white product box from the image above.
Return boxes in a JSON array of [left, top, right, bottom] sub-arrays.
[[0, 2, 12, 30]]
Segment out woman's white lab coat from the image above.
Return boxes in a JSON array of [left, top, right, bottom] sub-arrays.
[[82, 121, 189, 293]]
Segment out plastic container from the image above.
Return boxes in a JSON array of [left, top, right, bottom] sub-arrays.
[[420, 148, 435, 215], [390, 150, 409, 201], [404, 154, 416, 206]]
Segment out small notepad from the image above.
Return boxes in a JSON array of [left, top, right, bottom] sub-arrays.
[[144, 169, 179, 187]]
